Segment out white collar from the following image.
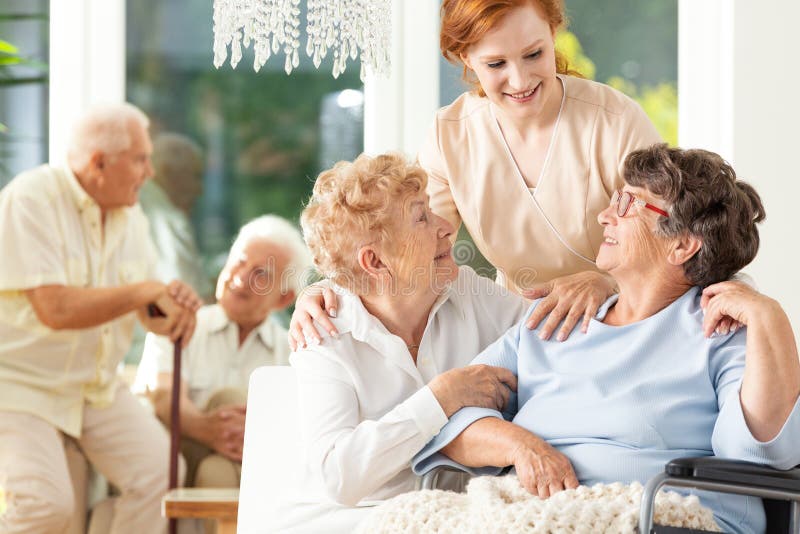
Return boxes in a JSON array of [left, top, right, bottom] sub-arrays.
[[206, 304, 276, 349], [327, 272, 466, 344]]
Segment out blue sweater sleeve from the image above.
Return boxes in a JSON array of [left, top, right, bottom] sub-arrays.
[[711, 329, 800, 469], [412, 310, 530, 475]]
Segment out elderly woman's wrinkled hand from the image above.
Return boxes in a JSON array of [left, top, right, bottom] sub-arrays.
[[288, 283, 339, 350], [523, 271, 616, 341], [428, 365, 518, 417], [510, 436, 579, 499], [700, 281, 776, 337]]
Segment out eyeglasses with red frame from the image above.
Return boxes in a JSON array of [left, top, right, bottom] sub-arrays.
[[610, 189, 669, 218]]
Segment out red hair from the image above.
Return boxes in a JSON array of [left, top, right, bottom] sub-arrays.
[[440, 0, 581, 96]]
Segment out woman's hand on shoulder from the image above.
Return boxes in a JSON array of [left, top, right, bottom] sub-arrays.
[[510, 436, 579, 499], [522, 271, 616, 341], [288, 283, 339, 350]]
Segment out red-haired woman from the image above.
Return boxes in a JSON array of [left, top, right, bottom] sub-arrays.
[[422, 0, 661, 339]]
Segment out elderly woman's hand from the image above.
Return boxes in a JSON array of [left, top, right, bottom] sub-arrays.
[[510, 435, 579, 498], [523, 271, 616, 341], [428, 365, 518, 417], [288, 283, 339, 350], [700, 280, 775, 337]]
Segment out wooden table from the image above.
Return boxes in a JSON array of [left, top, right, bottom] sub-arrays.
[[162, 488, 239, 534]]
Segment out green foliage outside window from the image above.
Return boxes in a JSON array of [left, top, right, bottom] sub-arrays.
[[0, 10, 49, 185], [556, 31, 678, 146]]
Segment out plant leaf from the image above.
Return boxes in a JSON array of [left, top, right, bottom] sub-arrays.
[[0, 40, 19, 54]]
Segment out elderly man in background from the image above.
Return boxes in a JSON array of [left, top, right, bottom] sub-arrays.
[[0, 103, 201, 534], [136, 215, 312, 494]]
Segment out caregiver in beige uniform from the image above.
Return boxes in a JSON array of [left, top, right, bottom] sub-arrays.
[[427, 0, 661, 336], [289, 0, 661, 346]]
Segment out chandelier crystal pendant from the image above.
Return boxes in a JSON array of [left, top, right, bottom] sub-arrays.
[[212, 0, 392, 82]]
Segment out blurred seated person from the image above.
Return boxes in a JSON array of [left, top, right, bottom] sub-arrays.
[[135, 215, 312, 489], [139, 132, 213, 301], [413, 144, 800, 534]]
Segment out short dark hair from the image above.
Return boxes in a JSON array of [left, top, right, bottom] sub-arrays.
[[624, 143, 765, 287]]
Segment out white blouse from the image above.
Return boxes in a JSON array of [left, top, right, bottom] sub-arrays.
[[282, 266, 528, 532]]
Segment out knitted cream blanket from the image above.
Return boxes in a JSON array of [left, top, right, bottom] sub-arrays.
[[357, 475, 721, 533]]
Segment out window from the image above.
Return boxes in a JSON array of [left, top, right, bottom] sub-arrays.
[[126, 0, 364, 289], [0, 0, 48, 188]]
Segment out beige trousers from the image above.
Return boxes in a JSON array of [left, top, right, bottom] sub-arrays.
[[0, 386, 172, 534]]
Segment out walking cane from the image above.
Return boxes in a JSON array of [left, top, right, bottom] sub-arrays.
[[148, 304, 181, 534]]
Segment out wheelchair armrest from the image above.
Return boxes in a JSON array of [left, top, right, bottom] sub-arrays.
[[665, 456, 800, 492], [641, 457, 800, 533], [418, 464, 473, 491]]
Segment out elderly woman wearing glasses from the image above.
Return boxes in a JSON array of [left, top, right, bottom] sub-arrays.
[[412, 143, 800, 534]]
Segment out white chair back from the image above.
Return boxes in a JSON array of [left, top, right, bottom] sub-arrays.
[[238, 365, 300, 533]]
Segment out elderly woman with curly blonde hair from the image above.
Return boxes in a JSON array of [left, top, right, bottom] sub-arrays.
[[275, 153, 552, 532]]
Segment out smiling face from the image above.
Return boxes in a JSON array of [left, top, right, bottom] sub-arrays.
[[216, 238, 294, 327], [461, 2, 559, 123], [596, 185, 671, 279], [381, 192, 459, 295], [94, 119, 154, 210]]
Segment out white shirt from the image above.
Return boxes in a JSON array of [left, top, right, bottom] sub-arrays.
[[284, 266, 528, 532], [135, 304, 290, 408], [0, 165, 156, 437]]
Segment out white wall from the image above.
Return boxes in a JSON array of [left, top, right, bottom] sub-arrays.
[[364, 0, 440, 156], [49, 0, 125, 164], [680, 0, 800, 340]]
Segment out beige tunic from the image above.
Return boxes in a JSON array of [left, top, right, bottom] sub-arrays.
[[419, 75, 662, 292]]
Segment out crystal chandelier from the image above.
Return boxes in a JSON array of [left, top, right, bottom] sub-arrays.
[[212, 0, 392, 82]]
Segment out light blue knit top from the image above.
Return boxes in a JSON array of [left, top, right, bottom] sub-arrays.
[[413, 287, 800, 533]]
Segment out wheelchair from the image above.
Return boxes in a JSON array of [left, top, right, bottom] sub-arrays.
[[420, 457, 800, 533]]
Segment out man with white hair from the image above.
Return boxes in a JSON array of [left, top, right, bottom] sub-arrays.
[[0, 103, 201, 534], [136, 215, 312, 493]]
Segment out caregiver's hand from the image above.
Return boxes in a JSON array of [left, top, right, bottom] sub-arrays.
[[510, 435, 579, 499], [288, 283, 339, 350], [428, 365, 518, 418], [523, 271, 616, 341]]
